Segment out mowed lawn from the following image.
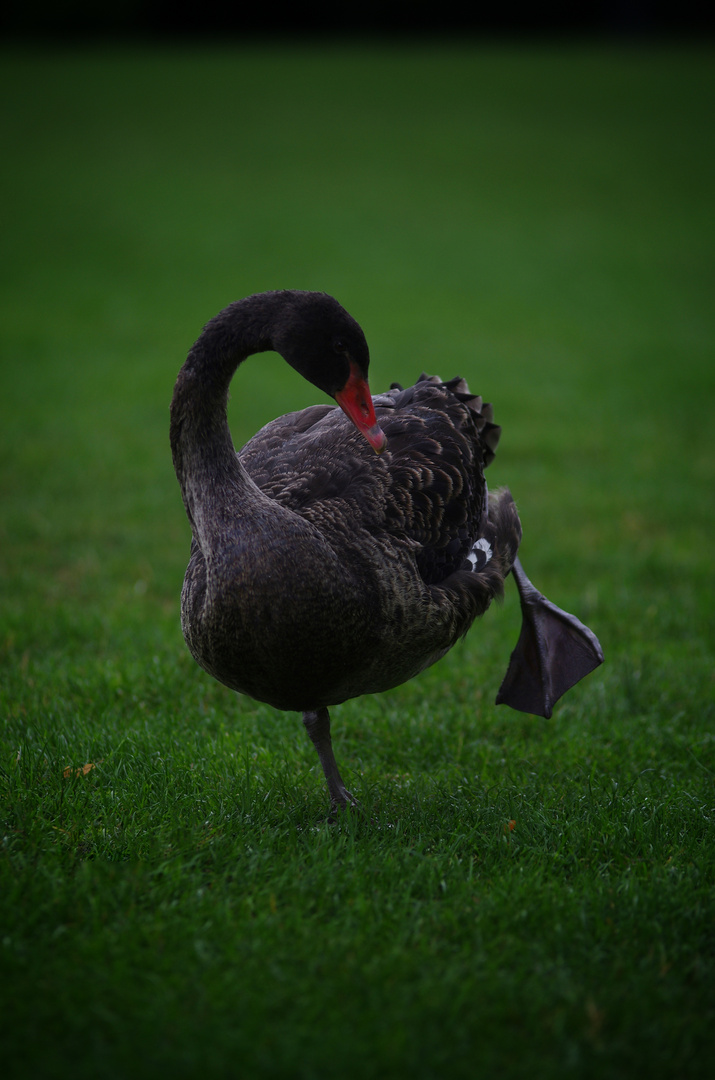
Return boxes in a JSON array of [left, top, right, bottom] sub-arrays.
[[1, 41, 713, 1079]]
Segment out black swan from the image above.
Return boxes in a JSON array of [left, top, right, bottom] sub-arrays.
[[170, 290, 603, 811]]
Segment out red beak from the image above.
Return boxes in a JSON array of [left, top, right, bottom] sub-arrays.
[[334, 364, 387, 455]]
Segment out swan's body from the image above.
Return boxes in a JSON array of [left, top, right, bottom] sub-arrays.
[[171, 291, 602, 810]]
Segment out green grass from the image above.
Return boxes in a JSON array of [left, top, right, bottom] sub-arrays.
[[1, 40, 714, 1079]]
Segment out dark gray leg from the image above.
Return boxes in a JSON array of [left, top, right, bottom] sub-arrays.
[[302, 707, 356, 812]]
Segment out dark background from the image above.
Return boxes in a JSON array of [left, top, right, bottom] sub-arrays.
[[2, 2, 712, 40]]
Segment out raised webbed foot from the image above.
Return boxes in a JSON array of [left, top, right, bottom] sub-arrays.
[[496, 557, 603, 718]]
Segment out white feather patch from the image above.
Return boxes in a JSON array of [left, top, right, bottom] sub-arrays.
[[466, 537, 493, 570]]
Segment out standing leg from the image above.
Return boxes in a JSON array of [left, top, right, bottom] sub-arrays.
[[302, 707, 356, 812]]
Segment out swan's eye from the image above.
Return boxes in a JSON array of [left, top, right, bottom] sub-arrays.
[[333, 339, 345, 354]]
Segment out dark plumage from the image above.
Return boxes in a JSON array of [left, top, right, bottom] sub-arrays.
[[170, 290, 603, 810]]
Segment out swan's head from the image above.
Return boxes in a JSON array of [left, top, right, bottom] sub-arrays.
[[273, 291, 387, 455]]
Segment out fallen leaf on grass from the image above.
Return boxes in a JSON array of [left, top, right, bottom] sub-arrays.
[[62, 760, 103, 779]]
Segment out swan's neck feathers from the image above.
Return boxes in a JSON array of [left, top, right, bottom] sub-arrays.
[[170, 301, 281, 546]]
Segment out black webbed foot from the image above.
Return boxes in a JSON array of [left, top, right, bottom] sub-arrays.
[[495, 557, 604, 718]]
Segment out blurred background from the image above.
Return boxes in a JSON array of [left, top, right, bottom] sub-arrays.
[[1, 11, 713, 672]]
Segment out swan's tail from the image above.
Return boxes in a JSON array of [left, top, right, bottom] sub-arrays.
[[417, 373, 502, 466]]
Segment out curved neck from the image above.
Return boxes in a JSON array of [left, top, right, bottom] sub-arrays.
[[170, 292, 295, 542]]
